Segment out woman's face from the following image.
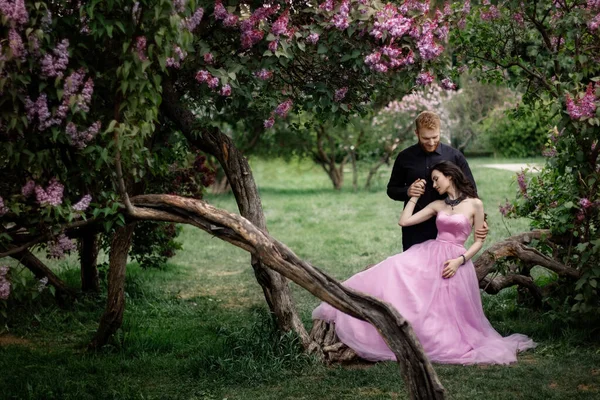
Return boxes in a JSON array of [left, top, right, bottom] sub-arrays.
[[431, 170, 452, 195]]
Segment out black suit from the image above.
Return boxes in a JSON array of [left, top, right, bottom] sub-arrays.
[[387, 143, 476, 251]]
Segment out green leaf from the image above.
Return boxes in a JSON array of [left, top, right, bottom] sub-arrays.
[[317, 44, 328, 54]]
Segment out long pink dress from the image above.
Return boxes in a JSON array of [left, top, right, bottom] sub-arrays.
[[312, 212, 536, 365]]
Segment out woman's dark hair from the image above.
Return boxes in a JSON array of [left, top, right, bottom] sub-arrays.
[[431, 160, 479, 199]]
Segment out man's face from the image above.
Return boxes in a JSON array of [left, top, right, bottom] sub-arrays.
[[416, 127, 440, 153]]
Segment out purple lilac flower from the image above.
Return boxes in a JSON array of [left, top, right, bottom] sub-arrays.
[[481, 5, 501, 21], [440, 78, 457, 90], [8, 28, 25, 60], [331, 14, 349, 30], [47, 233, 76, 259], [0, 196, 8, 216], [319, 0, 334, 12], [41, 39, 69, 78], [264, 117, 275, 129], [35, 178, 64, 206], [73, 194, 92, 211], [185, 7, 204, 31], [0, 278, 10, 300], [542, 148, 557, 157], [268, 40, 278, 53], [589, 14, 600, 31], [498, 200, 514, 217], [135, 36, 148, 61], [195, 70, 211, 83], [306, 33, 320, 44], [0, 266, 9, 277], [516, 172, 528, 196], [240, 29, 264, 49], [0, 0, 28, 25], [204, 52, 214, 64], [274, 99, 293, 117], [22, 180, 35, 197], [223, 13, 238, 27], [67, 121, 101, 149], [207, 76, 219, 89], [271, 10, 289, 36], [220, 84, 231, 96], [254, 69, 273, 80], [579, 198, 592, 209], [76, 78, 94, 113], [416, 71, 434, 86], [576, 211, 586, 222], [364, 51, 381, 66], [214, 0, 228, 19], [173, 0, 186, 13], [334, 87, 348, 102]]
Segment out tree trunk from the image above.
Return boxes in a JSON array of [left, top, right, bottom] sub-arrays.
[[88, 224, 135, 350], [79, 229, 100, 293], [161, 80, 312, 349], [11, 250, 76, 303], [128, 194, 447, 399], [350, 149, 358, 192]]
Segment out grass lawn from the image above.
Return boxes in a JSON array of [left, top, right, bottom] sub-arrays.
[[1, 156, 598, 400]]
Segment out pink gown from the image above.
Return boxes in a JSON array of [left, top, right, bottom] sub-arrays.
[[312, 212, 536, 365]]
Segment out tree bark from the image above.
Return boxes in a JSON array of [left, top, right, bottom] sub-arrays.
[[127, 194, 447, 399], [88, 224, 135, 350], [161, 80, 312, 349], [79, 229, 100, 293], [10, 250, 76, 303]]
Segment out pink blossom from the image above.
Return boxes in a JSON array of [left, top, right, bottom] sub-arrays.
[[135, 36, 148, 61], [498, 200, 514, 217], [35, 178, 64, 207], [73, 194, 92, 211], [207, 76, 220, 89], [264, 117, 275, 128], [0, 196, 8, 216], [204, 52, 214, 64], [195, 70, 211, 83], [319, 0, 335, 12], [254, 69, 273, 80], [576, 211, 586, 222], [481, 5, 501, 21], [417, 31, 444, 61], [364, 51, 382, 66], [240, 29, 264, 49], [22, 180, 35, 197], [516, 172, 528, 196], [334, 87, 348, 102], [274, 99, 293, 117], [268, 40, 278, 53], [306, 33, 320, 44], [271, 10, 289, 36], [513, 12, 525, 26], [588, 14, 600, 31], [372, 63, 388, 73], [223, 14, 238, 27], [566, 84, 597, 120], [47, 233, 76, 259], [579, 198, 592, 209], [416, 71, 434, 86], [214, 0, 227, 19], [440, 78, 457, 90], [332, 14, 350, 30], [220, 84, 231, 96]]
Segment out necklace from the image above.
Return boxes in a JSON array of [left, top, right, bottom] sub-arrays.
[[444, 195, 465, 210]]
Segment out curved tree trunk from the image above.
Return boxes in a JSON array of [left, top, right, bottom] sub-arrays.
[[161, 80, 312, 349], [89, 223, 135, 350], [79, 229, 100, 293], [127, 194, 447, 399], [10, 250, 77, 304]]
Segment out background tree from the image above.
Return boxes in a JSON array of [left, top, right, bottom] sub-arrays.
[[453, 0, 600, 316]]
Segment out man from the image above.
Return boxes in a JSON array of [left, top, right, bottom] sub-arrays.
[[387, 111, 487, 251]]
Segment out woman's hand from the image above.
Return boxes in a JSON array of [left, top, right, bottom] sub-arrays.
[[442, 258, 462, 279], [407, 178, 426, 198]]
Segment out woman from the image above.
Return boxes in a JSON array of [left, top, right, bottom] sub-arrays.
[[312, 161, 535, 365]]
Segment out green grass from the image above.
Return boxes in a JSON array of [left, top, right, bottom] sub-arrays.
[[1, 157, 599, 400]]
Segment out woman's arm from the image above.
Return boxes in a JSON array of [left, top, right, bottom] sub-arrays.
[[442, 199, 485, 278], [398, 198, 438, 227]]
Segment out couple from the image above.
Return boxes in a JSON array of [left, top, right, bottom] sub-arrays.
[[313, 111, 535, 365]]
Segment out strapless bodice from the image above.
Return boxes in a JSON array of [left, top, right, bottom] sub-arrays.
[[435, 212, 472, 246]]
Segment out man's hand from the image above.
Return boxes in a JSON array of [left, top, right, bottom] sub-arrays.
[[407, 178, 426, 198], [474, 220, 489, 242], [442, 258, 461, 279]]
